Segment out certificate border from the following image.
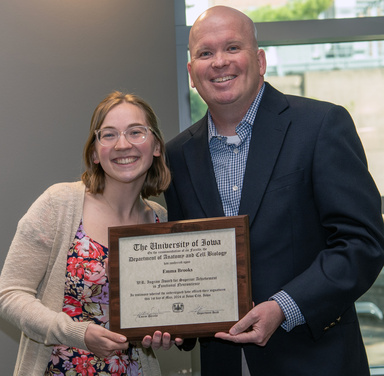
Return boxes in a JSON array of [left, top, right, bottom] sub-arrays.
[[108, 215, 252, 340]]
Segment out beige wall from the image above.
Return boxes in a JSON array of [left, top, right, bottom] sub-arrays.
[[0, 0, 184, 374]]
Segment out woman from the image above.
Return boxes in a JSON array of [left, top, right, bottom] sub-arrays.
[[0, 91, 174, 375]]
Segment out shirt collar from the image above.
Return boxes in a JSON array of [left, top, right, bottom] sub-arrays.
[[208, 83, 265, 142]]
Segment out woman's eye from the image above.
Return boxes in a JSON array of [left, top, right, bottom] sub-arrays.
[[101, 131, 116, 139], [130, 129, 145, 137]]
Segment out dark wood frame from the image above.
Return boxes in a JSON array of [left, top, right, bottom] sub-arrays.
[[108, 215, 252, 340]]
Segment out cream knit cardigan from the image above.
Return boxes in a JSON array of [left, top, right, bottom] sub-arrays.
[[0, 181, 166, 376]]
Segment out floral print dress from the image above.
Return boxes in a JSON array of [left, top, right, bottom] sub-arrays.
[[45, 218, 157, 376]]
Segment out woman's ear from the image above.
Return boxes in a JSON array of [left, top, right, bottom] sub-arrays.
[[93, 151, 100, 164], [153, 141, 161, 157]]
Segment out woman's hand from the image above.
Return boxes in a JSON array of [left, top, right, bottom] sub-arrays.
[[84, 324, 129, 358], [142, 331, 184, 350]]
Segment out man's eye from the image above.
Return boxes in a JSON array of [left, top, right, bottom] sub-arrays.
[[200, 51, 211, 57], [228, 46, 238, 51]]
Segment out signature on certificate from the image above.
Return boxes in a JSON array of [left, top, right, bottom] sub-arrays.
[[135, 307, 169, 320], [190, 305, 222, 315]]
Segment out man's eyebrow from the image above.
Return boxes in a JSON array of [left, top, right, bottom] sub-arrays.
[[226, 39, 244, 45], [194, 39, 244, 50]]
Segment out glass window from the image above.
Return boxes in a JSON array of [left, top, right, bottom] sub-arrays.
[[264, 41, 384, 196], [180, 1, 384, 373], [188, 40, 384, 195], [187, 39, 384, 373], [261, 43, 384, 368], [186, 0, 384, 25]]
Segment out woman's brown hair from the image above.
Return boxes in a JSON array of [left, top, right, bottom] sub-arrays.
[[82, 91, 171, 198]]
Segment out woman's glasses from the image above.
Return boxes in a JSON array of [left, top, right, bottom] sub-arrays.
[[95, 125, 153, 147]]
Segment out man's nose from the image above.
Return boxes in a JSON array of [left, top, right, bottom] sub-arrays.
[[212, 52, 229, 68]]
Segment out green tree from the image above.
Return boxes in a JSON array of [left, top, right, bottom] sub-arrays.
[[190, 88, 208, 124], [246, 0, 333, 22]]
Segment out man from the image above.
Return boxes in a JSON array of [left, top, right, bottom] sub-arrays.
[[164, 5, 384, 376]]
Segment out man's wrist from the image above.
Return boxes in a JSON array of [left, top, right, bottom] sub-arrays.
[[270, 290, 306, 332]]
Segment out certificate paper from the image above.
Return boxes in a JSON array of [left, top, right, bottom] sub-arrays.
[[108, 216, 252, 340]]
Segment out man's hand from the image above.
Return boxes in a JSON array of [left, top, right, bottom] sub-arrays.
[[84, 324, 129, 358], [215, 300, 285, 346], [142, 331, 184, 350]]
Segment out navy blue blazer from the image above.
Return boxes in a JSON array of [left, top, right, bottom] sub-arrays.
[[165, 82, 384, 375]]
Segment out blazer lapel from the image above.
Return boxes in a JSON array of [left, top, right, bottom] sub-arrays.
[[182, 118, 225, 218], [239, 83, 291, 225]]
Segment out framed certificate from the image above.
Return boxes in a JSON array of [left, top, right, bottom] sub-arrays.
[[108, 215, 252, 340]]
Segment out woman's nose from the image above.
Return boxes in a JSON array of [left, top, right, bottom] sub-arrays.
[[114, 132, 133, 149]]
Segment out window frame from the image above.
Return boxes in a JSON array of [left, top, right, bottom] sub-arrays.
[[174, 1, 384, 374]]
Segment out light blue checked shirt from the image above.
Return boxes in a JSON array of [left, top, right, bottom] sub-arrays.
[[208, 83, 305, 331]]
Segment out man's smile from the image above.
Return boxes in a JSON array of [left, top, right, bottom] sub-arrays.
[[211, 75, 236, 83]]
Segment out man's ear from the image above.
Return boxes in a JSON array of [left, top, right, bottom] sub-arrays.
[[187, 62, 195, 88], [257, 49, 267, 77]]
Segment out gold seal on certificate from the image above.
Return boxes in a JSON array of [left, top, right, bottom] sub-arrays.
[[108, 215, 252, 340]]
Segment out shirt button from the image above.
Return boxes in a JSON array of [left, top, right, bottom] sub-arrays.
[[233, 148, 239, 154], [233, 185, 238, 192]]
